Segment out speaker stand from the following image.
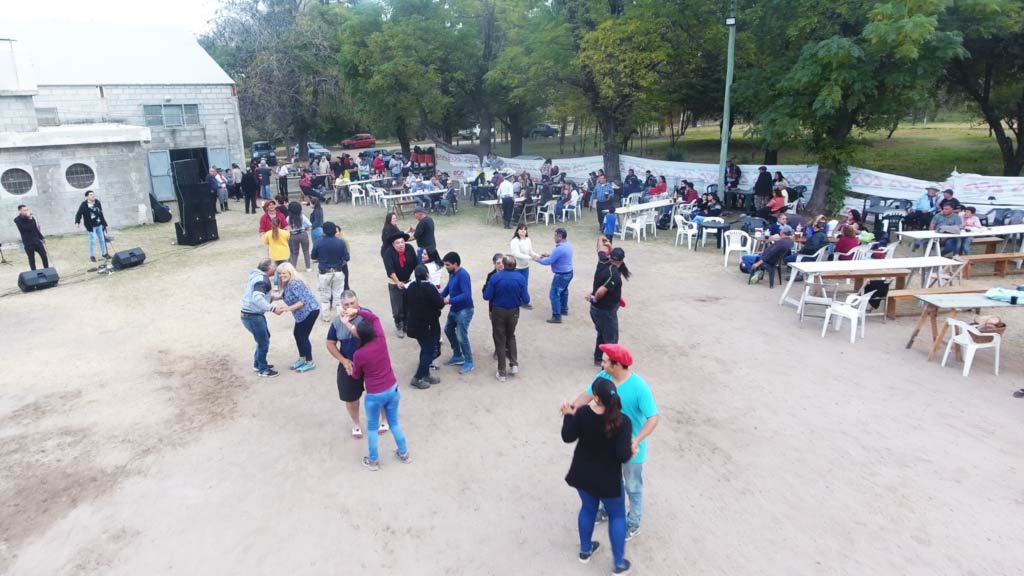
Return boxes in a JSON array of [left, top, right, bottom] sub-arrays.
[[0, 243, 11, 265]]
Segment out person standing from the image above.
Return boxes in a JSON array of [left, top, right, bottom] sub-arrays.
[[482, 254, 530, 382], [753, 165, 773, 209], [587, 241, 630, 366], [534, 227, 574, 324], [241, 259, 285, 378], [286, 202, 312, 272], [497, 173, 516, 229], [259, 161, 273, 201], [561, 376, 635, 574], [311, 221, 350, 322], [309, 197, 324, 247], [571, 344, 659, 542], [215, 167, 230, 212], [230, 163, 243, 201], [325, 290, 386, 439], [441, 251, 475, 374], [592, 175, 615, 229], [509, 223, 539, 309], [73, 190, 110, 262], [407, 207, 437, 254], [404, 264, 445, 389], [14, 205, 48, 270], [241, 167, 260, 213], [205, 168, 221, 213], [335, 305, 411, 471], [382, 232, 418, 338], [277, 162, 290, 198], [262, 217, 291, 270], [275, 263, 321, 372]]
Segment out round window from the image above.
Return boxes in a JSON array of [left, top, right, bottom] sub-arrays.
[[65, 163, 96, 189], [1, 168, 34, 195]]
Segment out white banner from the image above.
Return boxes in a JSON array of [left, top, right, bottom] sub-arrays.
[[847, 167, 1024, 209], [621, 156, 818, 191], [435, 149, 481, 180]]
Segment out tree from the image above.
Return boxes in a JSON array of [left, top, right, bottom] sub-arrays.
[[942, 0, 1024, 176], [747, 0, 962, 214]]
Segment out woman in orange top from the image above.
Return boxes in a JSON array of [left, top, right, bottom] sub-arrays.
[[757, 190, 787, 221]]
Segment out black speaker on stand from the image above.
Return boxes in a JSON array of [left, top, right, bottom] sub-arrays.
[[173, 159, 218, 246]]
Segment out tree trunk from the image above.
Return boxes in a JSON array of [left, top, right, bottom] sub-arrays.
[[396, 119, 411, 159], [296, 126, 309, 164], [508, 114, 524, 157], [479, 115, 493, 156], [600, 114, 621, 183], [559, 116, 567, 156], [806, 166, 830, 216], [763, 148, 778, 165]]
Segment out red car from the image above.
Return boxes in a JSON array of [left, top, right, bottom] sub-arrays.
[[341, 133, 376, 149]]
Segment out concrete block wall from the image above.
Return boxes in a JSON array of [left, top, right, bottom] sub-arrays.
[[0, 95, 38, 132], [0, 141, 151, 244], [33, 84, 245, 165]]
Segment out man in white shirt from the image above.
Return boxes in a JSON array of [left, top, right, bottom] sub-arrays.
[[277, 163, 291, 198], [497, 173, 516, 229]]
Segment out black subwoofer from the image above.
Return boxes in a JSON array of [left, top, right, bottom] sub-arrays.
[[18, 267, 59, 292], [112, 248, 146, 270]]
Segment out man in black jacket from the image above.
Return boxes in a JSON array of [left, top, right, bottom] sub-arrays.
[[74, 190, 109, 262], [753, 166, 773, 208], [241, 168, 260, 213], [404, 265, 445, 389], [382, 232, 418, 338], [14, 204, 48, 270]]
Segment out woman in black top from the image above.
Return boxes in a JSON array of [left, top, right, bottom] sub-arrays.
[[561, 377, 633, 573], [404, 264, 444, 389], [380, 212, 401, 259]]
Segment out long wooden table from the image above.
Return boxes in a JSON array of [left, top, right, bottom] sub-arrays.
[[614, 198, 674, 215], [900, 224, 1024, 257], [379, 189, 440, 216], [780, 256, 960, 308], [905, 292, 1012, 361]]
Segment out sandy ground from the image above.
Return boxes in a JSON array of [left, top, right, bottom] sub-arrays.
[[1, 197, 1023, 576]]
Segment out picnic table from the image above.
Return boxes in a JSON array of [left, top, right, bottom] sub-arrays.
[[614, 198, 674, 215], [479, 197, 525, 224], [779, 256, 960, 307], [724, 187, 755, 212], [899, 224, 1024, 257], [379, 189, 440, 217], [695, 220, 732, 251], [333, 177, 390, 202], [905, 292, 1013, 361]]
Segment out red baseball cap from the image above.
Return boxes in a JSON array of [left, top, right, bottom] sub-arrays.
[[598, 344, 633, 367]]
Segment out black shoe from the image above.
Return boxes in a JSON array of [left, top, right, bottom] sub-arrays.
[[425, 375, 441, 384], [90, 256, 97, 262], [546, 317, 562, 324], [578, 541, 600, 564], [258, 369, 279, 378], [522, 303, 533, 310], [253, 364, 275, 372], [103, 253, 111, 259], [613, 560, 632, 574], [410, 377, 431, 389]]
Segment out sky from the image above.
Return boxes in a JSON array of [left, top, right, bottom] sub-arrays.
[[4, 0, 223, 35]]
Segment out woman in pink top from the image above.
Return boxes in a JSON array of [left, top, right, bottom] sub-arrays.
[[834, 225, 861, 260], [960, 206, 982, 255], [339, 307, 411, 471]]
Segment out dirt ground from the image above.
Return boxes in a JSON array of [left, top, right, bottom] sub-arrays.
[[1, 198, 1023, 576]]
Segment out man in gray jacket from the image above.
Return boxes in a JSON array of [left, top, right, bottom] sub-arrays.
[[241, 259, 285, 377]]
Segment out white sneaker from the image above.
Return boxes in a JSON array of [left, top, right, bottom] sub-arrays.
[[496, 371, 507, 382], [509, 365, 519, 375]]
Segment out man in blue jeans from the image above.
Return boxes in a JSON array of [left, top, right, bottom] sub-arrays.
[[571, 343, 659, 541], [240, 260, 285, 377], [534, 227, 574, 324], [441, 251, 475, 374]]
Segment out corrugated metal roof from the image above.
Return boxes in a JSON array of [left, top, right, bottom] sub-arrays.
[[0, 24, 234, 86]]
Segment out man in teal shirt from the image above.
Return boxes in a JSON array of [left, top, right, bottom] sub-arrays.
[[571, 343, 659, 540]]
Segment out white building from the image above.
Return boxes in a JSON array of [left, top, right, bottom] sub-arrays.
[[0, 25, 244, 242]]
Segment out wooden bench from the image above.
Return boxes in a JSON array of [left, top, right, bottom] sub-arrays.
[[884, 287, 985, 319], [954, 252, 1024, 278], [969, 236, 1003, 255], [820, 269, 910, 291]]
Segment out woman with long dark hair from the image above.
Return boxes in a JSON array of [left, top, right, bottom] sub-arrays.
[[287, 201, 312, 272], [561, 377, 634, 574], [509, 223, 539, 308], [380, 212, 401, 259], [309, 197, 324, 248]]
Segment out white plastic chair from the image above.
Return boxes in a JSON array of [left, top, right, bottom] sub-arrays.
[[700, 216, 725, 247], [621, 213, 647, 243], [821, 290, 877, 343], [536, 200, 558, 225], [674, 215, 698, 249], [643, 210, 659, 237], [723, 230, 753, 268], [941, 318, 1001, 377], [562, 191, 581, 222], [622, 193, 642, 207], [826, 219, 840, 237], [351, 184, 367, 206]]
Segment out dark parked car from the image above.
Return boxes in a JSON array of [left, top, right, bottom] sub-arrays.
[[341, 133, 376, 149], [526, 123, 558, 138], [249, 141, 278, 166], [358, 148, 398, 164], [291, 141, 331, 162]]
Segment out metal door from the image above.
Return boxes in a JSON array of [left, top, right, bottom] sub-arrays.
[[147, 150, 174, 201], [207, 147, 230, 172]]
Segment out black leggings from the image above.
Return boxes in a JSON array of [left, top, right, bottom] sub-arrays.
[[25, 243, 49, 270], [293, 311, 319, 361]]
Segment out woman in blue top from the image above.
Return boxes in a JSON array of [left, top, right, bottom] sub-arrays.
[[275, 263, 321, 372]]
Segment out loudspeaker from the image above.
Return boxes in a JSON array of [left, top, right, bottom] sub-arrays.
[[112, 247, 146, 270], [18, 267, 59, 292], [172, 159, 200, 185]]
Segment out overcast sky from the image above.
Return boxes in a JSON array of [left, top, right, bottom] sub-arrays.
[[5, 0, 222, 35]]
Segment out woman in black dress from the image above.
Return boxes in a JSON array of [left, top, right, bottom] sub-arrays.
[[561, 377, 634, 574]]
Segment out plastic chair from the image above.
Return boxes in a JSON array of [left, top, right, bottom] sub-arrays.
[[821, 290, 877, 343], [622, 193, 642, 207], [351, 184, 367, 206], [536, 200, 557, 225], [723, 230, 753, 268], [621, 213, 647, 243], [826, 219, 840, 237], [561, 198, 580, 222], [941, 318, 1001, 377], [700, 216, 725, 247], [674, 215, 698, 249]]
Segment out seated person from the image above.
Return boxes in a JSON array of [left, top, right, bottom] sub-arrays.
[[938, 189, 961, 212], [756, 190, 787, 221], [440, 187, 459, 213], [623, 169, 642, 195], [785, 218, 830, 263], [555, 182, 574, 215], [745, 225, 795, 279], [643, 175, 668, 202], [682, 182, 700, 204], [843, 208, 862, 232], [768, 213, 789, 236], [692, 194, 723, 225], [929, 202, 964, 256], [960, 206, 982, 254], [833, 225, 861, 260]]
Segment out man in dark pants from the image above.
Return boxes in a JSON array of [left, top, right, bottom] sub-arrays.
[[407, 207, 437, 254], [240, 259, 285, 377], [13, 204, 48, 270], [382, 231, 418, 338], [497, 173, 515, 228], [482, 254, 530, 381], [206, 168, 221, 213], [587, 241, 630, 366], [404, 265, 444, 389], [241, 168, 260, 213]]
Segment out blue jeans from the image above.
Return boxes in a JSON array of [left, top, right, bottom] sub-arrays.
[[88, 227, 108, 258], [516, 267, 530, 290], [943, 238, 963, 256], [623, 462, 644, 528], [311, 226, 324, 248], [577, 488, 627, 568], [961, 237, 973, 254], [444, 307, 474, 363], [261, 184, 272, 199], [364, 384, 408, 462], [549, 271, 573, 318], [240, 313, 270, 371]]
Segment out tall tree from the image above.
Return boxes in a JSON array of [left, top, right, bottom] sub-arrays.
[[942, 0, 1024, 176]]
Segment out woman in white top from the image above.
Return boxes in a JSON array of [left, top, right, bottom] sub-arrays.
[[509, 223, 540, 309], [420, 248, 444, 290]]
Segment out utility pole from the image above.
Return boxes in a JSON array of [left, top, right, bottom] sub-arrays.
[[717, 0, 738, 194]]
